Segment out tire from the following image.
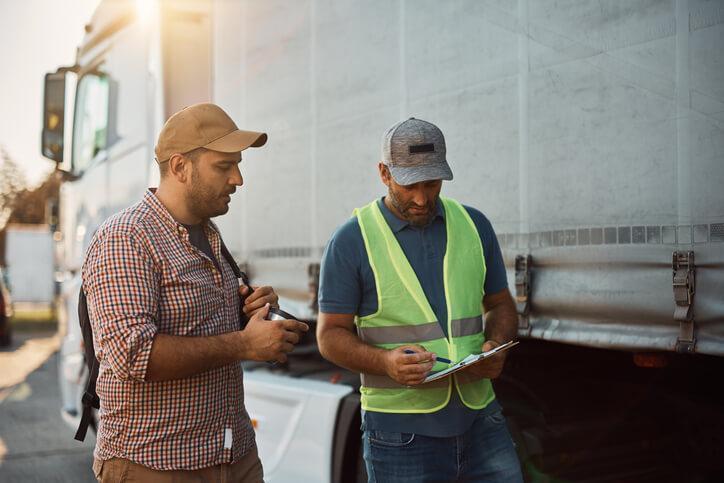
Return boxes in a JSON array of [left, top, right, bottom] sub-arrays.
[[0, 316, 11, 347]]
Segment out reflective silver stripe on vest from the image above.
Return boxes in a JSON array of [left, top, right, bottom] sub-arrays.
[[361, 374, 449, 389], [451, 316, 483, 338], [358, 321, 445, 345]]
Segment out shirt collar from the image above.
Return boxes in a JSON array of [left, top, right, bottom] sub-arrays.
[[377, 196, 445, 233], [144, 188, 178, 231], [144, 188, 219, 235]]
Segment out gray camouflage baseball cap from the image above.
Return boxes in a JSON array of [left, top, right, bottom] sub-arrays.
[[381, 117, 453, 185]]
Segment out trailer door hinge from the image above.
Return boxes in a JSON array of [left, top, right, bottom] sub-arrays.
[[515, 254, 532, 335], [673, 251, 696, 353]]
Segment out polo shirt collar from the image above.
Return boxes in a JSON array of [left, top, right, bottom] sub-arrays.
[[377, 196, 445, 233]]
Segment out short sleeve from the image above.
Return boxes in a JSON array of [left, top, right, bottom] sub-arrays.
[[464, 206, 508, 295], [318, 217, 366, 315]]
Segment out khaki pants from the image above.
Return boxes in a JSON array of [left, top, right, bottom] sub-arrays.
[[92, 446, 264, 483]]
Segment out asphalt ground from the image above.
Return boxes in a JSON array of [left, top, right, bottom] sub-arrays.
[[0, 332, 96, 482]]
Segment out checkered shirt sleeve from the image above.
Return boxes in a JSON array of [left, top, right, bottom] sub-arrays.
[[84, 226, 158, 381]]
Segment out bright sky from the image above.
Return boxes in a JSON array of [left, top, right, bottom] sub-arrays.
[[0, 0, 100, 188]]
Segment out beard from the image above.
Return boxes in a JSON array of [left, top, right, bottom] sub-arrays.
[[387, 188, 437, 227], [186, 168, 234, 220]]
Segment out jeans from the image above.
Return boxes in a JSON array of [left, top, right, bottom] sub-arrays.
[[362, 404, 523, 483]]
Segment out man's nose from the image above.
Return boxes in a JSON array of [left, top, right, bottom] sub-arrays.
[[230, 165, 243, 186], [411, 188, 427, 207]]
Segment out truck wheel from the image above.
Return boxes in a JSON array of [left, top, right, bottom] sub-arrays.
[[0, 320, 10, 347]]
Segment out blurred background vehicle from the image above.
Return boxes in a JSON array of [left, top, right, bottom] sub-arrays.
[[41, 1, 724, 481], [3, 225, 55, 308]]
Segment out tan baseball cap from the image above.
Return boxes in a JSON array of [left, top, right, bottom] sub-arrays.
[[154, 102, 267, 163]]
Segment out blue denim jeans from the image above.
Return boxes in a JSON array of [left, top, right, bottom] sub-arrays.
[[362, 403, 523, 482]]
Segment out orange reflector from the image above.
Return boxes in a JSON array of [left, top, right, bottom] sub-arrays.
[[251, 419, 258, 429], [633, 352, 668, 368], [330, 372, 341, 384]]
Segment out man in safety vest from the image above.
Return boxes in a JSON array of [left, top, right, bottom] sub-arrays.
[[317, 118, 523, 482]]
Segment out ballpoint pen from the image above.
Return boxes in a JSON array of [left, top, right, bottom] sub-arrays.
[[404, 349, 451, 364]]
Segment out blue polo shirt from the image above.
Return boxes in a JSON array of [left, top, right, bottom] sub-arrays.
[[318, 197, 508, 437]]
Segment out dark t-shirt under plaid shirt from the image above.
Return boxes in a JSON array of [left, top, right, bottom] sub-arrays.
[[82, 189, 254, 471]]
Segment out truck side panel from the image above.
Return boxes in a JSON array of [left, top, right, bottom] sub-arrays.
[[213, 0, 724, 355]]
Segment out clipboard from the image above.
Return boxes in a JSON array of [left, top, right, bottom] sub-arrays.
[[422, 340, 520, 383]]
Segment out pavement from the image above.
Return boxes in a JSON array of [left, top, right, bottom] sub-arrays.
[[0, 331, 96, 482]]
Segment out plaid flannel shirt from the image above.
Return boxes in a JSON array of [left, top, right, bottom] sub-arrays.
[[82, 189, 255, 470]]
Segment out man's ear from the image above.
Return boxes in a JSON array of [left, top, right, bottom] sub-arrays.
[[378, 162, 391, 188], [168, 153, 191, 183]]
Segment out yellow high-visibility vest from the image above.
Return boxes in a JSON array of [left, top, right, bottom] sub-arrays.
[[354, 197, 495, 413]]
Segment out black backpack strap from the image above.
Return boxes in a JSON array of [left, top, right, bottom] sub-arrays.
[[75, 287, 100, 442], [74, 357, 100, 441], [219, 239, 243, 279], [218, 238, 251, 328]]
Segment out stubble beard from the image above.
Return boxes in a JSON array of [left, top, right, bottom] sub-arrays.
[[187, 169, 229, 221], [387, 188, 436, 227]]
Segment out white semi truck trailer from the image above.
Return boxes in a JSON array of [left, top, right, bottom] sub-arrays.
[[42, 0, 724, 480]]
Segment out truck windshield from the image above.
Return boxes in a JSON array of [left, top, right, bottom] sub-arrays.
[[72, 73, 109, 174]]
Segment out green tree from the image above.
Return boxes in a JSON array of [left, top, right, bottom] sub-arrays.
[[0, 146, 27, 232]]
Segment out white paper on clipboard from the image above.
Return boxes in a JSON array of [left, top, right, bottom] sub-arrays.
[[423, 340, 520, 383]]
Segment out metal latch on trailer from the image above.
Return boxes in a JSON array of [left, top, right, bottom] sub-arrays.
[[515, 255, 532, 335], [672, 251, 696, 353]]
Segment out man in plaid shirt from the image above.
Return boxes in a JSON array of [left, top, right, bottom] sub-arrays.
[[83, 103, 308, 482]]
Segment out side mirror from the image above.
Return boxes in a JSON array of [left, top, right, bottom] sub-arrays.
[[42, 67, 77, 170]]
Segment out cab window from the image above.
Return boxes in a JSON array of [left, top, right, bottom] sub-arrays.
[[72, 73, 109, 174]]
